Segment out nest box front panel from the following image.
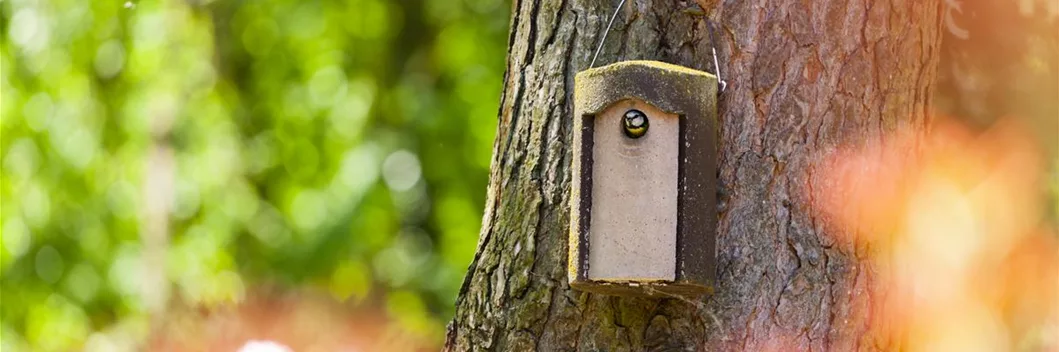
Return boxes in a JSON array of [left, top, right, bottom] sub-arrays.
[[588, 99, 678, 282]]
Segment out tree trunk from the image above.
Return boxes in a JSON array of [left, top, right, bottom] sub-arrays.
[[446, 0, 942, 350]]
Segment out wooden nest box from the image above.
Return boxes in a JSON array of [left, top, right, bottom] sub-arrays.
[[569, 60, 718, 297]]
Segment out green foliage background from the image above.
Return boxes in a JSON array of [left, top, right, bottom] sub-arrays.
[[0, 0, 509, 349]]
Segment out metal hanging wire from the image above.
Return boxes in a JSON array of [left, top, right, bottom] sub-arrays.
[[704, 19, 728, 93], [588, 0, 728, 93], [589, 0, 628, 68]]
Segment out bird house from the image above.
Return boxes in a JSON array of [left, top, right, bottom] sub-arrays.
[[569, 60, 718, 297]]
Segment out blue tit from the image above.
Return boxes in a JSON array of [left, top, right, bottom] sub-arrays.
[[622, 109, 649, 139]]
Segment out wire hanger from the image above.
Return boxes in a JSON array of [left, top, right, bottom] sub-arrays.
[[588, 0, 728, 93]]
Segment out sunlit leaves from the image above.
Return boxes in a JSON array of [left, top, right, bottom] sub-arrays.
[[2, 0, 507, 348]]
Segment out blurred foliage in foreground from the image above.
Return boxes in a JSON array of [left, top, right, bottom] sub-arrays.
[[1, 0, 508, 349]]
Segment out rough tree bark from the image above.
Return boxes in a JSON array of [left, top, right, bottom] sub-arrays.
[[446, 0, 942, 350]]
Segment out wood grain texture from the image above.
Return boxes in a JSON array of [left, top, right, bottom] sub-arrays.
[[446, 0, 942, 350]]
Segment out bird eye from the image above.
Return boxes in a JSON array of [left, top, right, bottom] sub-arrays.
[[622, 109, 649, 139]]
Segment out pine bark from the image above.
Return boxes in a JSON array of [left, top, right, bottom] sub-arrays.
[[446, 0, 942, 350]]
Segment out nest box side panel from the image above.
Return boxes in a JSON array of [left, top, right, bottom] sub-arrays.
[[587, 99, 678, 282], [567, 107, 592, 284]]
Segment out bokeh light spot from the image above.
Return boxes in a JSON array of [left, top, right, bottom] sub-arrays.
[[22, 92, 54, 132], [21, 181, 52, 229], [382, 150, 421, 192], [94, 40, 126, 79], [290, 189, 328, 232], [35, 245, 65, 284], [10, 8, 50, 54], [4, 138, 42, 182], [2, 217, 32, 259], [64, 263, 102, 303]]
